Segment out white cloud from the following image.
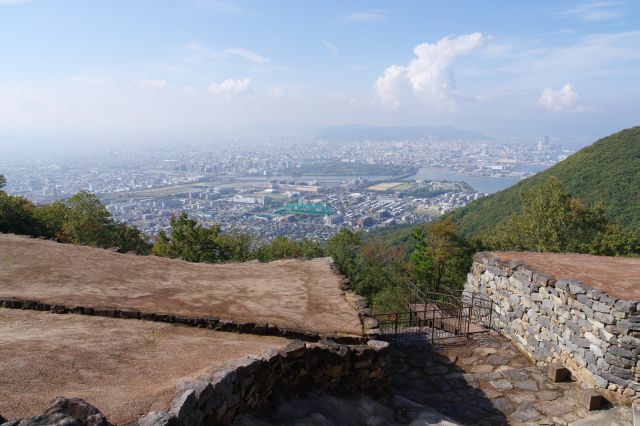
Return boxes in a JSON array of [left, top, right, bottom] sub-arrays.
[[225, 48, 270, 64], [557, 1, 625, 22], [336, 10, 388, 23], [375, 33, 486, 109], [539, 83, 584, 112], [208, 78, 251, 96], [321, 40, 338, 55], [138, 79, 173, 90]]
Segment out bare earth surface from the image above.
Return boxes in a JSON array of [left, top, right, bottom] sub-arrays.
[[0, 308, 289, 425], [0, 234, 362, 336], [491, 251, 640, 300]]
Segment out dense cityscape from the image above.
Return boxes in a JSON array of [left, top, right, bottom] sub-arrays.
[[1, 136, 573, 241]]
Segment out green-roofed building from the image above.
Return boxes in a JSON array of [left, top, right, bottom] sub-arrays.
[[274, 201, 334, 216]]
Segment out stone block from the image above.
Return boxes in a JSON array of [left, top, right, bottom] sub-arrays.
[[614, 300, 636, 314], [139, 412, 178, 426], [548, 363, 571, 382], [609, 365, 635, 380], [170, 390, 196, 426], [580, 389, 602, 411]]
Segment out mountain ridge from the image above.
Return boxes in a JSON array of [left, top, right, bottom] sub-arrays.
[[443, 126, 640, 236]]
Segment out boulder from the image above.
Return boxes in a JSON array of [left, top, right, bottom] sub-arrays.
[[41, 397, 109, 426], [138, 412, 178, 426]]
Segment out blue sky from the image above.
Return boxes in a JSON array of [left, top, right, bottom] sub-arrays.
[[0, 0, 639, 141]]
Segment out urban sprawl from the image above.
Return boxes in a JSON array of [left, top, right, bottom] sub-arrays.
[[2, 137, 572, 241]]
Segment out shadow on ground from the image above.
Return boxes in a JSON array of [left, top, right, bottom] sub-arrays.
[[235, 332, 613, 425]]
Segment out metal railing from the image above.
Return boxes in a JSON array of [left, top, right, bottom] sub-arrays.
[[373, 285, 495, 346]]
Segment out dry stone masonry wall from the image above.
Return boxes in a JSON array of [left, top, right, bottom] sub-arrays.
[[464, 252, 640, 405], [141, 339, 390, 426]]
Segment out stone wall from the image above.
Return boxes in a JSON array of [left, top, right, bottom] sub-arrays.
[[138, 338, 391, 426], [464, 252, 640, 405]]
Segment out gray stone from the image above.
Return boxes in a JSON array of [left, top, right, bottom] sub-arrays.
[[515, 379, 539, 391], [41, 397, 108, 426], [538, 400, 573, 416], [614, 300, 636, 313], [609, 365, 635, 380], [500, 368, 530, 381], [486, 354, 510, 366], [14, 413, 82, 426], [491, 397, 515, 414], [592, 374, 608, 389], [594, 312, 615, 325], [489, 379, 514, 390], [592, 301, 612, 314], [170, 390, 197, 426], [512, 403, 542, 422], [536, 390, 560, 401], [589, 343, 604, 358], [605, 353, 634, 369], [138, 412, 178, 426]]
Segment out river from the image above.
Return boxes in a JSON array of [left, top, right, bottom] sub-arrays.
[[411, 165, 548, 194]]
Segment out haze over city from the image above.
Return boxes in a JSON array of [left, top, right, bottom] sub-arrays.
[[1, 2, 640, 425], [1, 0, 639, 149]]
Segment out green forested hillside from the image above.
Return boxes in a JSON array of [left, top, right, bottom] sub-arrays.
[[445, 126, 640, 236]]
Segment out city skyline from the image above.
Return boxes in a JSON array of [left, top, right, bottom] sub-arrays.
[[0, 0, 639, 146]]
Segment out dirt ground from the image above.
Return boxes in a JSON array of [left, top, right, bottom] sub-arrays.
[[0, 234, 363, 336], [491, 251, 640, 300], [0, 308, 289, 425]]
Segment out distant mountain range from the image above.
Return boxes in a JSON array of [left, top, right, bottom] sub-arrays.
[[313, 125, 486, 141], [444, 126, 640, 236]]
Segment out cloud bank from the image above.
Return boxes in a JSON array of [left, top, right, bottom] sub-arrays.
[[539, 84, 583, 112], [375, 33, 486, 110], [208, 78, 251, 96]]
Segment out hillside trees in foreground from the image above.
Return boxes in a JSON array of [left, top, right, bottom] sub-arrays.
[[0, 177, 150, 254], [483, 178, 639, 255], [410, 220, 473, 295]]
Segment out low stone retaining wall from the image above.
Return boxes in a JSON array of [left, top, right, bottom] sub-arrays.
[[464, 252, 640, 405], [0, 297, 367, 345], [139, 339, 391, 426]]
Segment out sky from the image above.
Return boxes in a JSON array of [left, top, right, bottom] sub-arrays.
[[0, 0, 639, 143]]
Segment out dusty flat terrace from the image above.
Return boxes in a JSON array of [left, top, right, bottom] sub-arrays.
[[0, 234, 362, 336], [0, 308, 289, 425], [491, 251, 640, 300]]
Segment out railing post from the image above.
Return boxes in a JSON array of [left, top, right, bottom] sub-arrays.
[[488, 300, 494, 331], [394, 312, 398, 348], [431, 308, 435, 343], [471, 292, 476, 321]]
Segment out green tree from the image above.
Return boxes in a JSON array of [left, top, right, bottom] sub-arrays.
[[61, 191, 115, 246], [410, 220, 471, 294], [0, 192, 39, 235], [153, 212, 228, 263], [252, 236, 323, 262], [325, 228, 363, 278], [0, 174, 6, 190], [485, 178, 630, 254]]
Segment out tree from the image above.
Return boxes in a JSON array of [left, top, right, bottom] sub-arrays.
[[153, 212, 227, 263], [410, 220, 471, 294], [324, 228, 363, 278], [484, 178, 632, 254], [325, 228, 412, 312], [252, 236, 323, 262], [0, 174, 6, 190], [60, 191, 115, 246], [0, 192, 39, 235]]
